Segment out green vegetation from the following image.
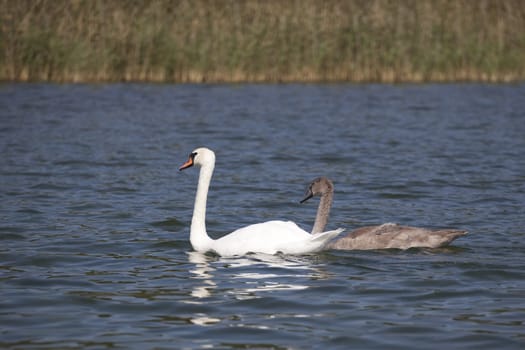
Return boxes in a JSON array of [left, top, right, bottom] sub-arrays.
[[2, 0, 525, 82]]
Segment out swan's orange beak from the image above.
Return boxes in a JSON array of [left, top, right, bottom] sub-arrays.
[[179, 155, 194, 171]]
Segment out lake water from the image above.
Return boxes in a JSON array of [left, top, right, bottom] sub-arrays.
[[1, 83, 524, 349]]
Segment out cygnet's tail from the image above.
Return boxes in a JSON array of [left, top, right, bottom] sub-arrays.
[[432, 229, 468, 247]]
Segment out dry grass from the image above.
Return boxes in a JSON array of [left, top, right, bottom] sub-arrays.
[[1, 0, 525, 82]]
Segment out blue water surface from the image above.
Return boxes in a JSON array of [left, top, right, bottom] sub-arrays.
[[1, 83, 524, 349]]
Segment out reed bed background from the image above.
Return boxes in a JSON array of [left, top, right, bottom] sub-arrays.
[[2, 0, 525, 83]]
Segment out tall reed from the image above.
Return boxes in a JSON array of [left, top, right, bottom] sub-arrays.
[[1, 0, 524, 82]]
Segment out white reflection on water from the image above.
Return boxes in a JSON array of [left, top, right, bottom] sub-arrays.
[[189, 313, 221, 326], [187, 252, 323, 301], [185, 252, 220, 327], [187, 251, 217, 300]]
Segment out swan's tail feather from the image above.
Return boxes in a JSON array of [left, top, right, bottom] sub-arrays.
[[310, 228, 344, 242]]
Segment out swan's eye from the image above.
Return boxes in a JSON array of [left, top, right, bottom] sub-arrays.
[[190, 152, 197, 159]]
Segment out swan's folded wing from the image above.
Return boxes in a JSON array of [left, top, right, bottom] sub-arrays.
[[213, 220, 311, 256]]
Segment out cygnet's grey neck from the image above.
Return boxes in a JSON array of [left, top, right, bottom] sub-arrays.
[[312, 187, 333, 234]]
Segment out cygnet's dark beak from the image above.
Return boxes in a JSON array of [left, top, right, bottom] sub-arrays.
[[300, 190, 314, 203]]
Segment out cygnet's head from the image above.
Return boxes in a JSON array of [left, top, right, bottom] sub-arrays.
[[179, 147, 216, 170], [300, 177, 334, 203]]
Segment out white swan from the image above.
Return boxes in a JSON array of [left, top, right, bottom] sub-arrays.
[[301, 177, 467, 250], [179, 148, 343, 257]]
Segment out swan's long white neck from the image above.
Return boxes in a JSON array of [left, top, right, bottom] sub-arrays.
[[190, 161, 215, 252]]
